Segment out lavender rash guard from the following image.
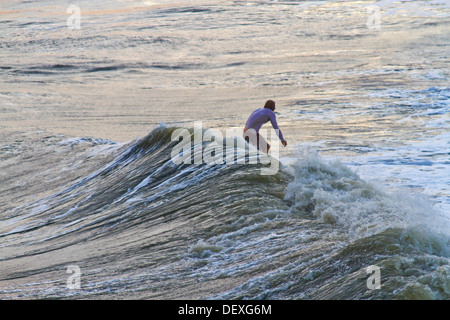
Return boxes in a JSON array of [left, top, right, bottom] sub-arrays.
[[244, 108, 285, 142]]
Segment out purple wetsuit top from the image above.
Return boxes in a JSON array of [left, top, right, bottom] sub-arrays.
[[244, 108, 285, 142]]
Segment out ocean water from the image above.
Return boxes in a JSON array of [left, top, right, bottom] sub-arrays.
[[0, 0, 449, 299]]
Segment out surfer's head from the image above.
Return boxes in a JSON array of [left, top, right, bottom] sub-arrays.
[[264, 100, 275, 111]]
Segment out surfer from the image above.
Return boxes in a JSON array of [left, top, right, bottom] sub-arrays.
[[243, 100, 287, 153]]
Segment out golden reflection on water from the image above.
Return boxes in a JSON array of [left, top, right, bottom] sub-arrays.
[[0, 0, 447, 150]]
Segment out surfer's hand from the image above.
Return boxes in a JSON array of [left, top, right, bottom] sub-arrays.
[[282, 140, 287, 147]]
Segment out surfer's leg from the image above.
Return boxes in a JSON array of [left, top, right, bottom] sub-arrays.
[[243, 129, 258, 148], [256, 133, 269, 154]]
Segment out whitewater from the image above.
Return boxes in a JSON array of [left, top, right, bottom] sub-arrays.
[[0, 0, 449, 299]]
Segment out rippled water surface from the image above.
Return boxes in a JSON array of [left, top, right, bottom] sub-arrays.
[[0, 0, 449, 299]]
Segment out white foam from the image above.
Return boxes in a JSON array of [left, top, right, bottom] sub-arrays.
[[344, 131, 450, 215], [284, 150, 448, 240]]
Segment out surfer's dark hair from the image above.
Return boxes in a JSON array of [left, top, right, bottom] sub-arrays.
[[264, 100, 275, 110]]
